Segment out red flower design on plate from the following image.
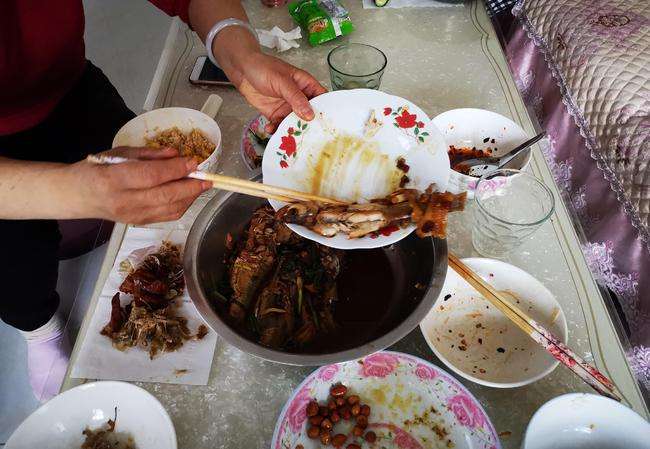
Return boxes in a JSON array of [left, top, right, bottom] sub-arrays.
[[395, 109, 417, 128], [383, 107, 392, 115], [447, 393, 486, 429], [280, 160, 288, 169], [280, 135, 296, 157], [417, 121, 425, 128], [360, 353, 399, 378], [318, 364, 339, 381], [287, 127, 294, 134], [415, 363, 437, 380]]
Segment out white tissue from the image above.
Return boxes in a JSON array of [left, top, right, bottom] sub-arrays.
[[256, 26, 302, 52]]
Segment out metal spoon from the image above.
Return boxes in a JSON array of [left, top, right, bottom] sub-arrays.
[[462, 132, 547, 177]]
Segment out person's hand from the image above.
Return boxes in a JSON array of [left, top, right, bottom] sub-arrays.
[[235, 52, 328, 132], [66, 147, 212, 224]]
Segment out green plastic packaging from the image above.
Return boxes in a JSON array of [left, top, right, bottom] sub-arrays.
[[288, 0, 354, 46]]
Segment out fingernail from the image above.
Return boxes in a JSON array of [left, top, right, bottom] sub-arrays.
[[301, 108, 314, 120], [201, 181, 213, 191]]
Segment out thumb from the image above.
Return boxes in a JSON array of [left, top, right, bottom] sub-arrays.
[[277, 76, 314, 121], [102, 146, 179, 160]]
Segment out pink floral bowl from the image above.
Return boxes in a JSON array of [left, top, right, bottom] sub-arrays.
[[271, 351, 500, 449]]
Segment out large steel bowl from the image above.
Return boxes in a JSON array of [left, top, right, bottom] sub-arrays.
[[184, 188, 448, 365]]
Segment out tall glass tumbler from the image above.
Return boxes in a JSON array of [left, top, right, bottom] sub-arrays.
[[327, 43, 387, 91], [472, 169, 555, 257]]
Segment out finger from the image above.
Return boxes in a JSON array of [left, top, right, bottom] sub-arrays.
[[103, 146, 179, 160], [293, 70, 328, 99], [132, 196, 201, 225], [277, 76, 314, 121], [138, 178, 211, 207], [113, 156, 198, 189]]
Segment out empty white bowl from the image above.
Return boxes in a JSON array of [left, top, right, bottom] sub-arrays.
[[522, 393, 650, 449], [6, 381, 176, 449], [420, 258, 568, 388], [113, 95, 222, 173], [432, 108, 530, 197]]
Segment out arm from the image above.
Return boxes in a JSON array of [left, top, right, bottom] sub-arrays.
[[152, 0, 327, 131], [0, 148, 210, 223]]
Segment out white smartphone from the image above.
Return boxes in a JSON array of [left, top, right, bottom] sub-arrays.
[[189, 56, 233, 86]]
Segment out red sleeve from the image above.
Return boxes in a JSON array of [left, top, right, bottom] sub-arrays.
[[147, 0, 192, 24]]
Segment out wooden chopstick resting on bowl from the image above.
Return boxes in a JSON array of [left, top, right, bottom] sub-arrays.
[[448, 253, 621, 402], [86, 154, 344, 205]]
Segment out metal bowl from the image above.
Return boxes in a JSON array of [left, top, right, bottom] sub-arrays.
[[185, 188, 448, 365]]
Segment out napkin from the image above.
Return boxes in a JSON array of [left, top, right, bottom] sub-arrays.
[[256, 26, 302, 52], [362, 0, 462, 9], [71, 227, 218, 385]]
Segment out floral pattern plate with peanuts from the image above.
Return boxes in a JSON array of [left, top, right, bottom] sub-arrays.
[[262, 89, 450, 250], [271, 351, 500, 449]]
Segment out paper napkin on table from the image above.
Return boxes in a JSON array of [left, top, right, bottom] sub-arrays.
[[71, 227, 218, 385], [362, 0, 462, 9], [256, 26, 302, 52]]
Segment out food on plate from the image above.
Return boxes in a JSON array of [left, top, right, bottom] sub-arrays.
[[101, 241, 208, 358], [218, 206, 341, 349], [277, 185, 466, 239], [448, 144, 492, 176], [81, 410, 136, 449], [119, 241, 184, 308], [146, 126, 215, 164], [304, 383, 374, 447]]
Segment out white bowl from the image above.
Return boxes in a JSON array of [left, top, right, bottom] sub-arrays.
[[113, 96, 222, 173], [432, 108, 530, 197], [420, 258, 568, 388], [522, 393, 650, 449], [6, 381, 177, 449]]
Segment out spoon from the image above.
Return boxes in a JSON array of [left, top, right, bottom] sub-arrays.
[[460, 132, 546, 177]]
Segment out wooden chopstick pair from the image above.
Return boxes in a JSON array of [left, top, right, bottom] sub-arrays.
[[448, 253, 620, 401], [86, 154, 344, 205]]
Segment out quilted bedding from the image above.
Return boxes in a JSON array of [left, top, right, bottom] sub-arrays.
[[514, 0, 650, 242]]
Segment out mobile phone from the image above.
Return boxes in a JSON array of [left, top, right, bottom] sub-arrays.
[[189, 56, 233, 86]]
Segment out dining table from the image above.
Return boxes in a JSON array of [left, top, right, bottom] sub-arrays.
[[61, 1, 650, 448]]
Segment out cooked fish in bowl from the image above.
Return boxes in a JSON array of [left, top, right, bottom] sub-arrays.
[[184, 178, 448, 365]]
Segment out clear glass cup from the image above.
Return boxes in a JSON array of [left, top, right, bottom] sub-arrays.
[[327, 43, 387, 91], [472, 169, 555, 258]]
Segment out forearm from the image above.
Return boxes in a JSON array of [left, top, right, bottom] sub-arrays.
[[0, 157, 84, 220], [188, 0, 260, 86]]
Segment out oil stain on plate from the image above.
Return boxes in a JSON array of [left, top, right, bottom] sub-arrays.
[[303, 133, 402, 202]]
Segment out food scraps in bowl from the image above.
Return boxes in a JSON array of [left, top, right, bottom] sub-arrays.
[[101, 241, 208, 359], [81, 408, 136, 449], [146, 127, 215, 164], [210, 204, 435, 353], [277, 185, 466, 240], [448, 145, 493, 176]]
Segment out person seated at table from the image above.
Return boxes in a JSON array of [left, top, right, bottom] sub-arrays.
[[0, 0, 326, 401]]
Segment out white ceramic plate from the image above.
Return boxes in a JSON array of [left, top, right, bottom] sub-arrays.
[[523, 393, 650, 449], [432, 108, 529, 196], [113, 97, 222, 173], [420, 258, 567, 387], [6, 381, 176, 449], [272, 351, 500, 449], [263, 89, 450, 249]]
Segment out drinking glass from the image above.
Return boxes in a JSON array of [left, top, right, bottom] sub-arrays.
[[327, 43, 387, 90], [472, 169, 555, 257]]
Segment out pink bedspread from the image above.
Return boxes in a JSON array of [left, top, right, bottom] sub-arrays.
[[505, 0, 650, 390]]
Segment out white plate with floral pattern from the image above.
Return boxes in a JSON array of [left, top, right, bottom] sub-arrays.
[[262, 89, 450, 249], [271, 351, 500, 449]]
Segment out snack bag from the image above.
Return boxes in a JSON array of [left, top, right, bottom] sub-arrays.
[[288, 0, 354, 46]]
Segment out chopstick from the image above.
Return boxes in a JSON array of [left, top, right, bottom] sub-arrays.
[[86, 154, 344, 205], [448, 253, 621, 401]]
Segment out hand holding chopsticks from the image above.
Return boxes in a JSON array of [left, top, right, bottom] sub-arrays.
[[87, 154, 344, 205], [448, 253, 620, 401]]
